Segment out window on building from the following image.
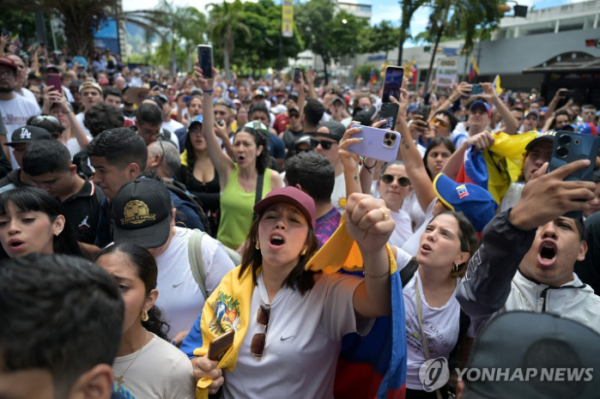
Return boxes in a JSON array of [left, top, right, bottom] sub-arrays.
[[583, 15, 597, 29], [519, 21, 555, 36], [558, 16, 585, 32]]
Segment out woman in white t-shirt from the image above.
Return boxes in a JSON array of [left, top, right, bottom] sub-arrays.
[[44, 90, 91, 157], [393, 211, 477, 398], [189, 186, 396, 399], [95, 243, 195, 399]]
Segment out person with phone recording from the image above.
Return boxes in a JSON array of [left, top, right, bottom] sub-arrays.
[[194, 64, 282, 251], [457, 159, 600, 336], [182, 186, 401, 398], [95, 243, 195, 399]]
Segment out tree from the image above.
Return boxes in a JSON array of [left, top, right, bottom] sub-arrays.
[[4, 0, 169, 58], [296, 0, 366, 84], [361, 20, 401, 61], [421, 0, 503, 93], [397, 0, 428, 65], [208, 0, 251, 78]]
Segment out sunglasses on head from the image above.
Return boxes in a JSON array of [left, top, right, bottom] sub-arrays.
[[251, 304, 271, 357], [432, 117, 448, 129], [31, 115, 60, 125], [310, 138, 334, 150], [381, 174, 411, 187]]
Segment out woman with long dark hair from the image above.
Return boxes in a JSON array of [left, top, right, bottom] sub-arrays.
[[0, 187, 82, 258], [95, 243, 195, 398], [175, 116, 221, 234], [183, 186, 397, 398], [195, 65, 282, 250]]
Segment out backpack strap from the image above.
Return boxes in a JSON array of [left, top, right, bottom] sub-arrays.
[[400, 257, 419, 288], [188, 229, 208, 299], [255, 171, 265, 205], [188, 229, 243, 300]]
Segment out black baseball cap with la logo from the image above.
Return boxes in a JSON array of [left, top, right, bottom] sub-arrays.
[[5, 125, 52, 146], [111, 178, 173, 248]]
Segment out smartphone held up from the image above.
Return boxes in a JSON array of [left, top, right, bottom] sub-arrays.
[[197, 45, 213, 79], [382, 66, 404, 103], [347, 124, 400, 163]]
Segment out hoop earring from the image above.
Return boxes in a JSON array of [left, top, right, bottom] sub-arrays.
[[452, 263, 460, 274], [141, 310, 149, 322], [255, 242, 260, 250], [301, 248, 307, 256]]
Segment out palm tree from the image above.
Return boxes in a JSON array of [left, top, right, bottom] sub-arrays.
[[4, 0, 170, 58], [397, 0, 428, 65], [422, 0, 503, 93], [207, 0, 251, 78]]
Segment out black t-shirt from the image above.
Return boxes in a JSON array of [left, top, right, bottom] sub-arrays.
[[62, 179, 105, 244], [282, 128, 304, 150]]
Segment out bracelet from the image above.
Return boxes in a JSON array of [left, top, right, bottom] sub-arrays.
[[203, 89, 214, 94], [363, 269, 389, 279], [362, 159, 377, 175]]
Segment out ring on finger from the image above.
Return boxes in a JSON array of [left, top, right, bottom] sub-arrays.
[[379, 207, 389, 221]]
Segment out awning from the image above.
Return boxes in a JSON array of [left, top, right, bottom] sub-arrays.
[[523, 52, 600, 74]]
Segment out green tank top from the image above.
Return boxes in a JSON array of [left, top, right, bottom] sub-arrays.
[[217, 164, 272, 249]]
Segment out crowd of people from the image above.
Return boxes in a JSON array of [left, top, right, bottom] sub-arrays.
[[1, 37, 600, 399]]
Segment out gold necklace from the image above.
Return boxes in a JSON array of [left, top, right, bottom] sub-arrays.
[[115, 331, 148, 387]]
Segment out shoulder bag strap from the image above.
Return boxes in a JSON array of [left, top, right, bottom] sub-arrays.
[[255, 171, 265, 205], [188, 229, 208, 299], [415, 280, 444, 399]]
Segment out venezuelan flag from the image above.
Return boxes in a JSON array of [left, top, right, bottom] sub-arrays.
[[369, 69, 377, 85], [411, 61, 418, 86], [456, 132, 537, 205], [467, 56, 479, 83]]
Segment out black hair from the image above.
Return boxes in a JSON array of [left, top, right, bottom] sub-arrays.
[[284, 152, 334, 203], [95, 243, 170, 340], [87, 127, 148, 170], [582, 104, 597, 111], [22, 140, 72, 176], [102, 86, 122, 100], [183, 124, 205, 186], [303, 99, 325, 128], [380, 160, 405, 176], [240, 212, 320, 295], [510, 107, 525, 114], [0, 254, 123, 396], [83, 103, 124, 137], [0, 188, 83, 259], [26, 115, 65, 138], [137, 103, 163, 126], [423, 137, 456, 180], [428, 211, 478, 277], [432, 109, 458, 132], [248, 102, 271, 123], [234, 126, 271, 174]]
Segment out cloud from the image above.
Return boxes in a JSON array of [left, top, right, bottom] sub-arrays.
[[123, 0, 257, 13]]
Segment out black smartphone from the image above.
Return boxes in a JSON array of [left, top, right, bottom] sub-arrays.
[[197, 45, 213, 79], [416, 104, 431, 120], [293, 67, 302, 84], [2, 29, 9, 37], [548, 131, 600, 218], [471, 84, 483, 95], [378, 102, 399, 130], [149, 80, 158, 89], [382, 66, 404, 103]]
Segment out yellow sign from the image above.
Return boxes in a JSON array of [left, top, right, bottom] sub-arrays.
[[121, 200, 156, 225], [282, 0, 294, 38]]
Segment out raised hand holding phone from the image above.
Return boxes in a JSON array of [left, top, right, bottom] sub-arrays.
[[197, 45, 213, 79]]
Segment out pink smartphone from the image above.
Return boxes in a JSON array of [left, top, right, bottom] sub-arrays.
[[46, 74, 62, 94], [347, 124, 400, 163]]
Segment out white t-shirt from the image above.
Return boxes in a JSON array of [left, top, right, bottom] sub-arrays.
[[162, 119, 183, 151], [0, 95, 41, 168], [76, 112, 91, 137], [15, 88, 39, 108], [401, 191, 427, 232], [401, 198, 437, 257], [389, 210, 413, 248], [223, 272, 373, 399], [112, 333, 195, 399], [154, 227, 235, 339], [331, 172, 347, 213], [130, 76, 144, 87], [404, 273, 461, 390]]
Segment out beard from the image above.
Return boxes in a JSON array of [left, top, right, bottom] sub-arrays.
[[0, 86, 14, 93]]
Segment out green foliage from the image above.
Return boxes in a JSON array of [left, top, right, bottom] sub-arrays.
[[361, 20, 401, 58]]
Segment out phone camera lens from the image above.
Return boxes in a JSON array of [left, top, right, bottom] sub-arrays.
[[574, 139, 581, 145], [556, 147, 569, 158], [558, 135, 571, 146], [384, 133, 391, 139]]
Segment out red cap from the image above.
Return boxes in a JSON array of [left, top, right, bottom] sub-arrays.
[[0, 56, 17, 72], [254, 187, 316, 229], [98, 78, 110, 85]]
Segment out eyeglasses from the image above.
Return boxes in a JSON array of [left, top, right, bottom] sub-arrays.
[[310, 139, 334, 150], [31, 115, 60, 125], [381, 174, 411, 187], [0, 71, 16, 78], [251, 304, 271, 358], [432, 117, 449, 129]]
